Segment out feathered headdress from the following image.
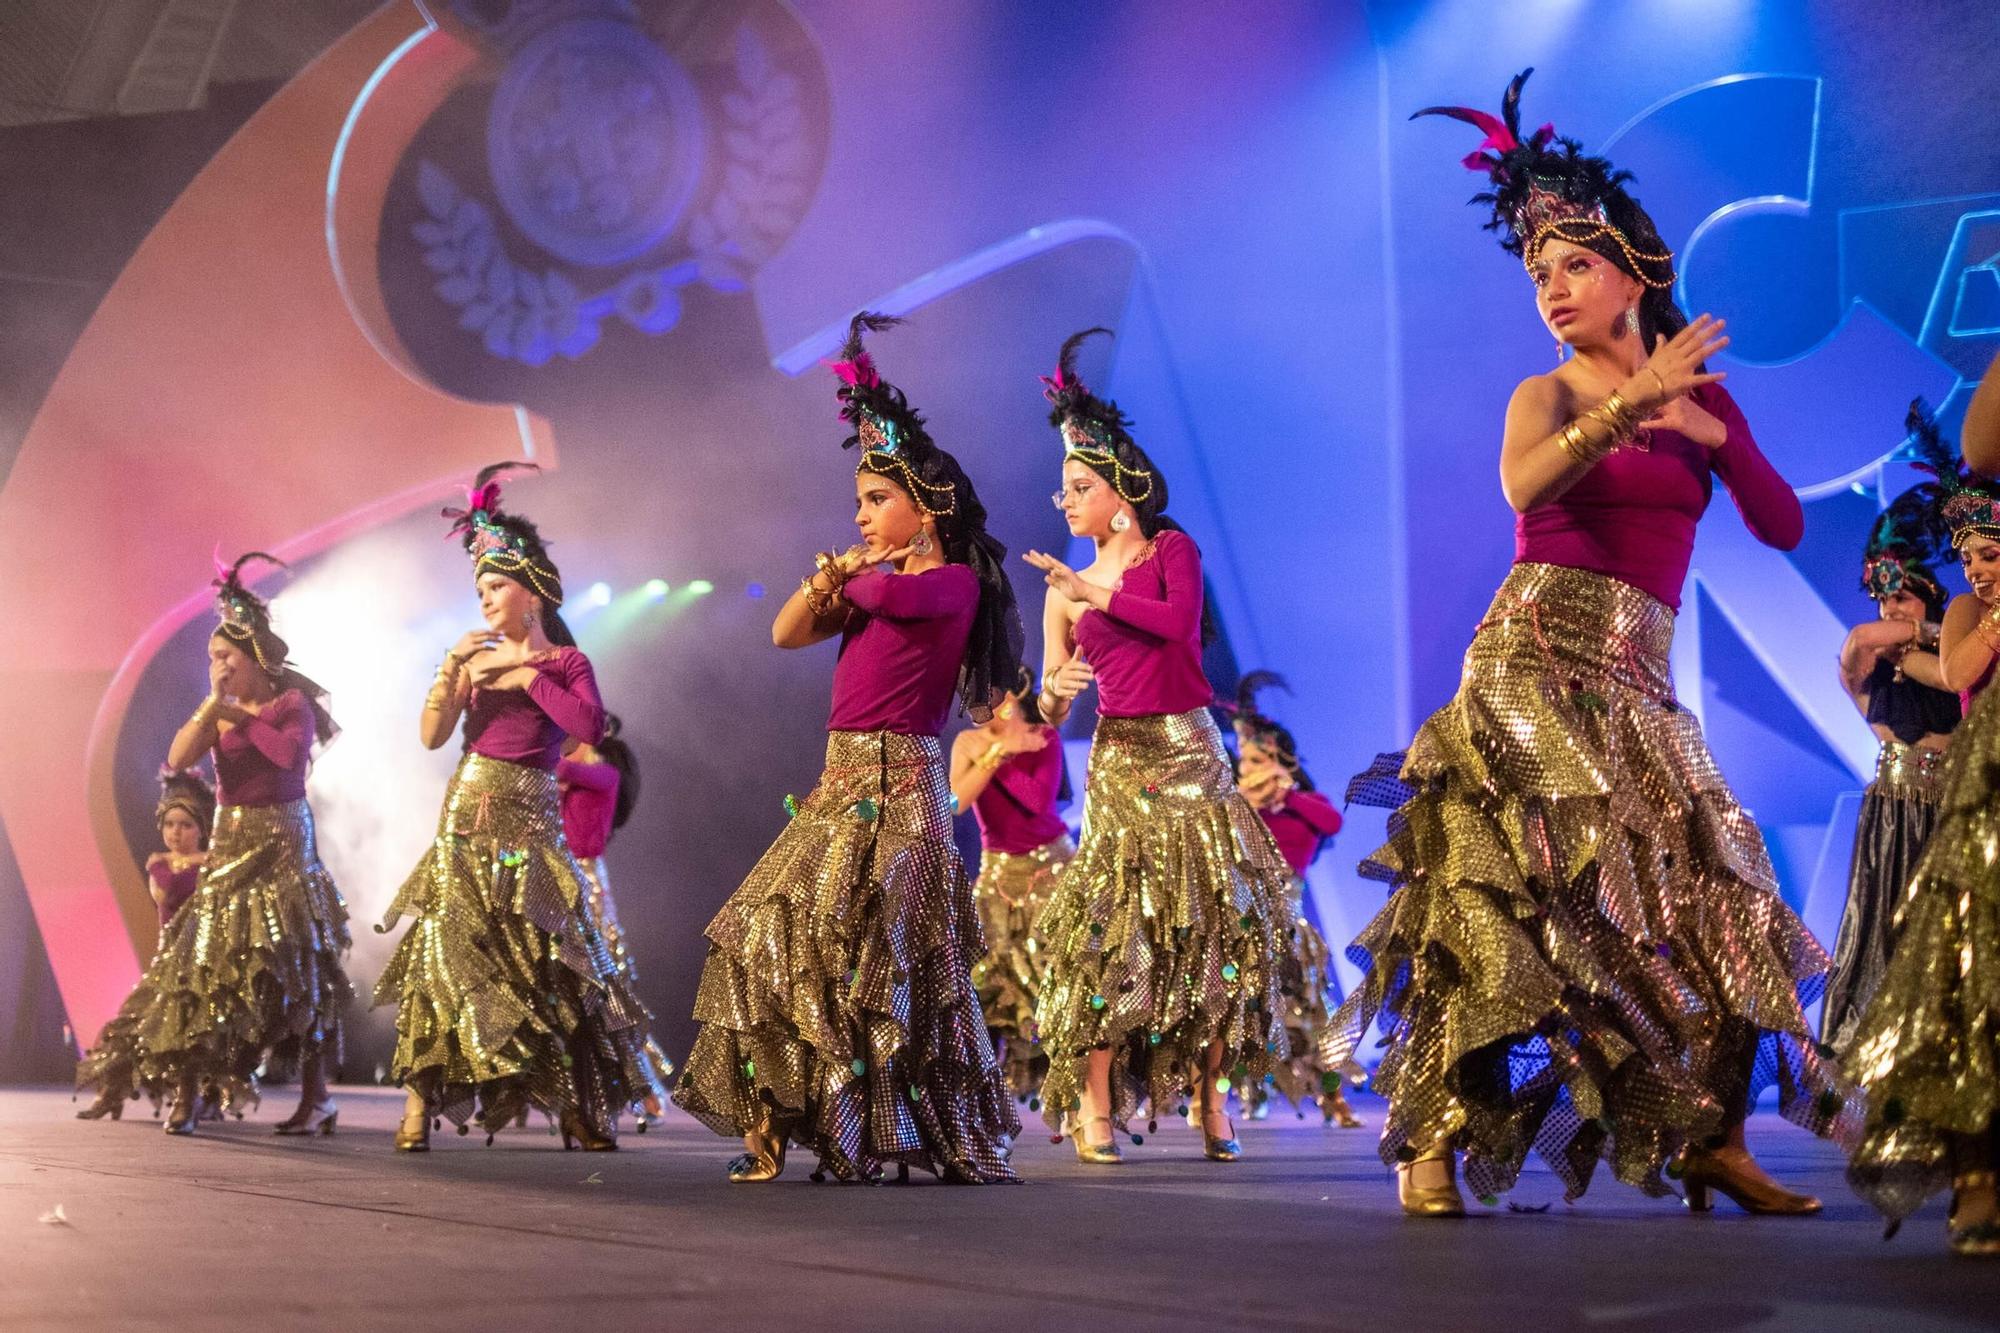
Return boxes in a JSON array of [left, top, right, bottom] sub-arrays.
[[830, 312, 957, 517], [1904, 397, 2000, 549], [1041, 327, 1162, 513], [211, 549, 290, 675], [442, 461, 564, 606], [155, 766, 216, 841], [1861, 484, 1948, 606], [1415, 68, 1675, 291], [1226, 670, 1313, 791]]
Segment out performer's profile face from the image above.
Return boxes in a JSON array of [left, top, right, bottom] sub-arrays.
[[854, 471, 924, 555], [1055, 459, 1124, 539], [476, 570, 536, 634], [1960, 540, 2000, 603]]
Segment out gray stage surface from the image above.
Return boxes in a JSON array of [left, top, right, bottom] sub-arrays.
[[3, 1086, 1997, 1331]]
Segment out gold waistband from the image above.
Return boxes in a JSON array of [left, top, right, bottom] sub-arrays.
[[1872, 741, 1946, 799]]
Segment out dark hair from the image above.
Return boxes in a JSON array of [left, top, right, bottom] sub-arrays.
[[835, 313, 1025, 720], [1008, 665, 1071, 805], [156, 768, 217, 851], [1233, 670, 1315, 792], [599, 713, 640, 833], [210, 553, 339, 745]]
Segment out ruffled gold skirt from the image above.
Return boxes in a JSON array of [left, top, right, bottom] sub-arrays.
[[1035, 708, 1292, 1135], [673, 730, 1020, 1183], [1847, 689, 2000, 1224], [373, 753, 652, 1130], [75, 798, 350, 1110], [1327, 563, 1855, 1201], [1821, 743, 1946, 1056], [1246, 876, 1360, 1119], [578, 856, 675, 1110], [970, 834, 1074, 1101]]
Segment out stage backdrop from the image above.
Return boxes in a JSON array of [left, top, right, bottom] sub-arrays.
[[0, 0, 1995, 1078]]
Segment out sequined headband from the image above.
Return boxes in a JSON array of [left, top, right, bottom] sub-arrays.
[[855, 411, 956, 517], [1061, 420, 1155, 506], [466, 510, 564, 604], [1944, 492, 2000, 549], [1862, 552, 1939, 602], [1520, 191, 1676, 290], [212, 585, 282, 673]]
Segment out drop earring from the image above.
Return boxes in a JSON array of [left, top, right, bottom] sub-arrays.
[[1110, 511, 1132, 534], [1623, 307, 1640, 337], [522, 609, 536, 633], [910, 528, 935, 558]]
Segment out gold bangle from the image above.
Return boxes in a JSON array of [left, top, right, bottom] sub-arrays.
[[974, 741, 1007, 772], [1644, 366, 1668, 403], [1557, 421, 1604, 466]]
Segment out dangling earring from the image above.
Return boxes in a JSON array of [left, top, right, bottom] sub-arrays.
[[1110, 511, 1132, 534], [910, 528, 935, 558], [1623, 307, 1640, 338], [1554, 339, 1567, 364], [522, 608, 536, 633]]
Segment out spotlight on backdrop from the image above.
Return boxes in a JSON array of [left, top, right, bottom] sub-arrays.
[[586, 581, 613, 608], [644, 578, 670, 600], [746, 582, 766, 599], [687, 579, 714, 597]]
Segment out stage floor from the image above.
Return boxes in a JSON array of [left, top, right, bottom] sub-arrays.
[[2, 1086, 1996, 1331]]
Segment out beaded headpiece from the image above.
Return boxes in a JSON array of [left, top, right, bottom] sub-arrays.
[[1041, 327, 1160, 509], [1227, 670, 1313, 791], [1861, 481, 1948, 606], [211, 549, 291, 675], [155, 766, 216, 841], [1416, 68, 1675, 290], [1904, 397, 2000, 550], [830, 313, 957, 518], [442, 462, 564, 605]]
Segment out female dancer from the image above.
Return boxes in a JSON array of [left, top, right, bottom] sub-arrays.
[[148, 769, 216, 927], [76, 554, 350, 1134], [558, 713, 674, 1124], [673, 314, 1024, 1184], [1025, 328, 1291, 1165], [375, 464, 649, 1153], [1230, 672, 1361, 1128], [1333, 70, 1851, 1217], [1823, 474, 1959, 1053], [950, 667, 1074, 1103], [1847, 392, 2000, 1254]]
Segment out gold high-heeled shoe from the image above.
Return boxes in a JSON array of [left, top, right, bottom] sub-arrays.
[[1397, 1144, 1466, 1217], [728, 1114, 787, 1182], [1949, 1170, 2000, 1256], [393, 1102, 431, 1153], [1676, 1144, 1820, 1215], [163, 1085, 198, 1137], [559, 1108, 618, 1152], [1071, 1116, 1123, 1165], [75, 1091, 124, 1121], [274, 1099, 338, 1137], [1191, 1078, 1241, 1161]]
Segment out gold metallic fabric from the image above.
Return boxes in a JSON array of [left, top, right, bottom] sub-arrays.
[[373, 753, 651, 1130], [1035, 707, 1292, 1135], [1248, 876, 1360, 1118], [76, 798, 350, 1109], [1820, 743, 1947, 1056], [674, 730, 1020, 1183], [970, 834, 1074, 1100], [1326, 563, 1855, 1202], [577, 856, 676, 1108], [1847, 688, 2000, 1224]]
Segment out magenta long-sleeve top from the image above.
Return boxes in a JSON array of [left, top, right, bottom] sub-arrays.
[[1258, 789, 1342, 876], [557, 756, 619, 859], [214, 688, 312, 806], [148, 859, 201, 926], [827, 564, 978, 738], [1513, 384, 1803, 610], [1073, 529, 1212, 717], [972, 728, 1069, 854], [463, 647, 608, 771]]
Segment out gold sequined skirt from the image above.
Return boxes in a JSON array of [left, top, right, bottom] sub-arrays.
[[1035, 707, 1292, 1135], [1847, 691, 2000, 1224], [1820, 743, 1948, 1057], [970, 834, 1075, 1101], [372, 753, 652, 1130], [1327, 563, 1855, 1201], [1247, 876, 1360, 1118], [577, 856, 675, 1108], [76, 798, 351, 1109], [673, 730, 1020, 1183]]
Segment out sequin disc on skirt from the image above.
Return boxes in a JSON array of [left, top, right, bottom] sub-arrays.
[[970, 834, 1074, 1102], [579, 856, 676, 1109], [673, 730, 1021, 1183], [76, 798, 351, 1110], [1034, 707, 1292, 1135], [1847, 687, 2000, 1225], [373, 753, 652, 1131], [1329, 563, 1857, 1202], [1821, 742, 1946, 1057]]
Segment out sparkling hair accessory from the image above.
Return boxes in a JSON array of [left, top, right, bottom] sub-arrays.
[[830, 312, 957, 516], [442, 461, 565, 604], [1042, 327, 1156, 506], [1903, 397, 2000, 550]]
